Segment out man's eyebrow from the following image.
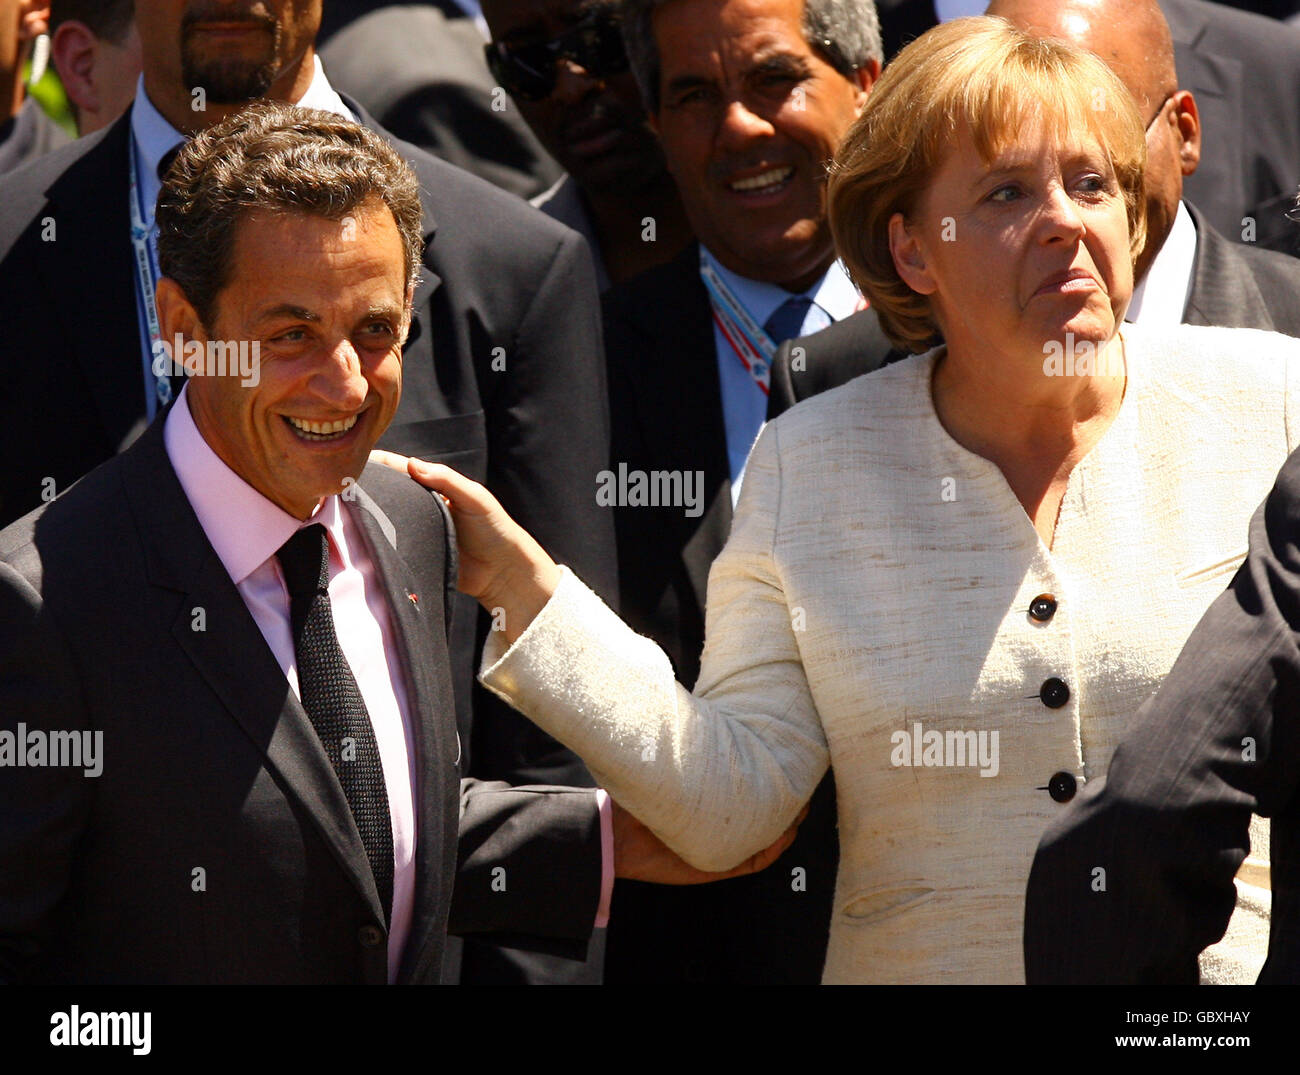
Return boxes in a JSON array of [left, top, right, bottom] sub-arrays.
[[253, 304, 321, 324], [362, 303, 406, 322], [749, 50, 811, 75]]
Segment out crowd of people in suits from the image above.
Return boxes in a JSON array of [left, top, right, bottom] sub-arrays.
[[2, 0, 1300, 987]]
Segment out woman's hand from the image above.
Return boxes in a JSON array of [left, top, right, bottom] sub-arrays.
[[370, 450, 560, 644]]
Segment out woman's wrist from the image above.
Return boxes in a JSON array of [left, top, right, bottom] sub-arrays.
[[479, 553, 561, 645]]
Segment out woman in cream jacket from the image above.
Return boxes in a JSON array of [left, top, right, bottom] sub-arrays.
[[385, 19, 1300, 982]]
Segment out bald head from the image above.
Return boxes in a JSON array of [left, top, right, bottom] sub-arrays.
[[989, 0, 1200, 283]]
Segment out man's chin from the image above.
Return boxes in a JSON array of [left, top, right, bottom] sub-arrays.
[[182, 59, 278, 104]]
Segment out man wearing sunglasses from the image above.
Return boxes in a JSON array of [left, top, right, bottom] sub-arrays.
[[482, 0, 691, 290]]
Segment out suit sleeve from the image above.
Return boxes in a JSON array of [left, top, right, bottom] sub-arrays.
[[448, 779, 601, 956], [468, 227, 619, 788], [1024, 446, 1300, 983], [0, 562, 93, 983], [487, 228, 617, 606]]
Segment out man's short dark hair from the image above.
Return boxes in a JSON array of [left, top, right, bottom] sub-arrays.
[[621, 0, 883, 113], [156, 103, 426, 329], [50, 0, 136, 44]]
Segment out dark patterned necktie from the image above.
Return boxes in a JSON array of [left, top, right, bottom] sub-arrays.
[[763, 295, 814, 346], [276, 524, 393, 923]]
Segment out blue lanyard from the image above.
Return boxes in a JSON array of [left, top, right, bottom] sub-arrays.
[[129, 137, 174, 411]]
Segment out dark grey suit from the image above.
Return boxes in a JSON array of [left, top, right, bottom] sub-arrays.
[[1166, 0, 1300, 254], [0, 418, 601, 984], [1024, 445, 1300, 984], [0, 98, 69, 175], [768, 203, 1300, 418]]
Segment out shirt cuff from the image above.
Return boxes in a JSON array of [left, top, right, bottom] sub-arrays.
[[594, 788, 614, 928]]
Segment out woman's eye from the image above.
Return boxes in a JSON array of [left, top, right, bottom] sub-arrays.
[[987, 185, 1021, 204]]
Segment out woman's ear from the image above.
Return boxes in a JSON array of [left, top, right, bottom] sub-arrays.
[[888, 211, 937, 295]]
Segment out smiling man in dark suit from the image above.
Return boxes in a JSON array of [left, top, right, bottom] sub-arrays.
[[0, 104, 605, 983], [0, 103, 789, 983], [0, 0, 617, 982]]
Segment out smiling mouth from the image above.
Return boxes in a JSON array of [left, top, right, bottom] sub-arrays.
[[284, 414, 360, 442], [728, 166, 794, 195]]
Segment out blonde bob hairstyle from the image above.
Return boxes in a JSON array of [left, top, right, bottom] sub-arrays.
[[828, 16, 1148, 353]]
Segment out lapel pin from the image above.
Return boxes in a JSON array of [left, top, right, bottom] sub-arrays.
[[408, 592, 419, 607]]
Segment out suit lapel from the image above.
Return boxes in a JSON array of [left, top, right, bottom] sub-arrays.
[[1183, 205, 1275, 330], [40, 114, 144, 453], [119, 423, 388, 928]]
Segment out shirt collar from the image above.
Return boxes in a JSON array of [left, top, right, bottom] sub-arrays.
[[699, 246, 861, 326], [1126, 199, 1197, 326], [163, 384, 339, 586], [935, 0, 989, 20], [130, 56, 354, 226]]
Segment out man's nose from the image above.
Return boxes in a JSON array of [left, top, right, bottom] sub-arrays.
[[551, 57, 602, 105], [716, 98, 775, 150], [312, 340, 369, 410]]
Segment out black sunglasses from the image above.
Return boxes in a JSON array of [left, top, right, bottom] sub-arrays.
[[485, 9, 630, 102]]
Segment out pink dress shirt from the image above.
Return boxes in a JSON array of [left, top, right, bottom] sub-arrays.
[[164, 388, 418, 981], [163, 389, 613, 976]]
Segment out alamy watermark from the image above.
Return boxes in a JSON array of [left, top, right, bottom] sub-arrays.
[[890, 721, 999, 777], [596, 463, 704, 518], [1042, 333, 1125, 378], [0, 725, 102, 777], [151, 334, 261, 387]]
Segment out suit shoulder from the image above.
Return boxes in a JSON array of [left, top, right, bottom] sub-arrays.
[[602, 247, 702, 334], [0, 122, 122, 251], [393, 137, 576, 255], [0, 453, 132, 591], [1168, 0, 1300, 59], [1229, 240, 1300, 287], [356, 461, 451, 546], [792, 307, 892, 359], [770, 350, 935, 447]]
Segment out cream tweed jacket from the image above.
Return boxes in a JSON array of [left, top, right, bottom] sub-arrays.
[[482, 323, 1300, 983]]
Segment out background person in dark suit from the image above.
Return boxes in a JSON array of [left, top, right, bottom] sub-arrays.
[[1024, 444, 1300, 984], [0, 0, 68, 173], [480, 0, 692, 291], [320, 3, 563, 199], [597, 0, 894, 984], [770, 0, 1300, 416], [48, 0, 141, 136], [0, 102, 793, 983]]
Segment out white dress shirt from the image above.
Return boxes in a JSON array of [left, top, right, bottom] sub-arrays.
[[700, 248, 861, 504], [1125, 199, 1198, 326], [163, 387, 418, 983]]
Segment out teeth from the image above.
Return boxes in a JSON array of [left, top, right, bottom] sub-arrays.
[[730, 167, 794, 192], [287, 414, 359, 438]]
